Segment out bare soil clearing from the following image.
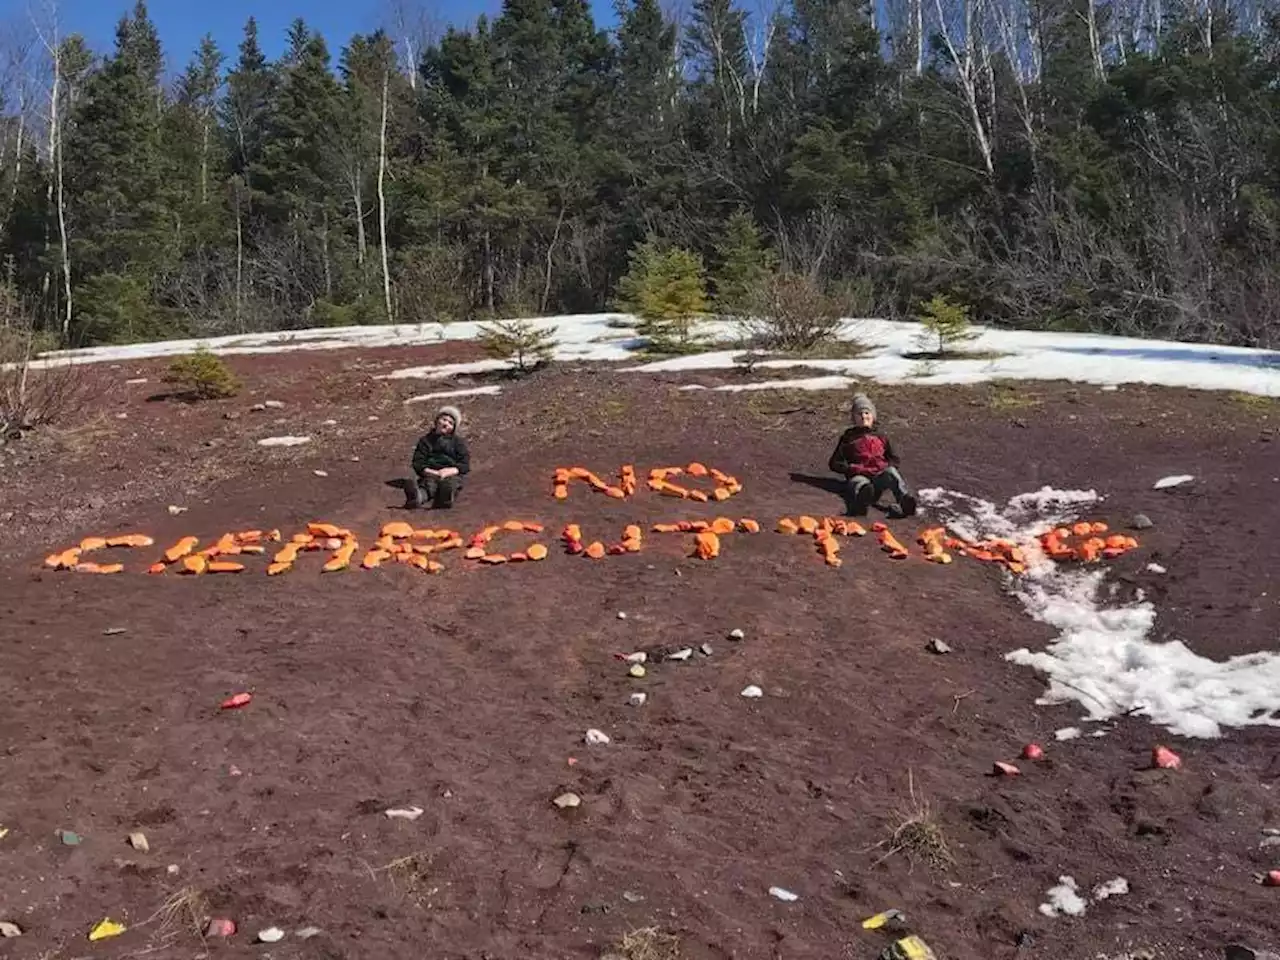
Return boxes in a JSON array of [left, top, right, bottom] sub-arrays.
[[1, 345, 1278, 960]]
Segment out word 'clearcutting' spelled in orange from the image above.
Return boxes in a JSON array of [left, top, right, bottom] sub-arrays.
[[1039, 522, 1139, 563], [648, 463, 743, 503], [44, 515, 1137, 578], [552, 466, 627, 501], [464, 519, 548, 564]]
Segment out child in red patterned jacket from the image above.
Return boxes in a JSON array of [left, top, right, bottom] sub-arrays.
[[827, 393, 917, 518]]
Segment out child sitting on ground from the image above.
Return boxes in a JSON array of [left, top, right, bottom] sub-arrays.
[[827, 393, 917, 518], [401, 405, 470, 509]]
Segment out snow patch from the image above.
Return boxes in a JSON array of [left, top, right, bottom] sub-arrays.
[[699, 375, 855, 393], [1146, 562, 1167, 574], [403, 385, 503, 403], [1054, 727, 1082, 741], [1039, 877, 1088, 917], [20, 314, 1280, 398], [379, 359, 510, 381], [918, 486, 1280, 738]]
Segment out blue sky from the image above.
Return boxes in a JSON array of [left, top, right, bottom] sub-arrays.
[[7, 0, 620, 72]]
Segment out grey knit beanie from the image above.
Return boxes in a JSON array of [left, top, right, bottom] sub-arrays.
[[436, 405, 462, 431], [851, 393, 876, 420]]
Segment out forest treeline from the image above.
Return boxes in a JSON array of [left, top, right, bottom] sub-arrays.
[[0, 0, 1277, 348]]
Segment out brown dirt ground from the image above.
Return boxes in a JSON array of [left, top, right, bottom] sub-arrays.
[[1, 346, 1279, 960]]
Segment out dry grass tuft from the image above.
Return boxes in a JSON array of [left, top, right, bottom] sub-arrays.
[[612, 926, 681, 960], [871, 770, 954, 870], [150, 885, 208, 937]]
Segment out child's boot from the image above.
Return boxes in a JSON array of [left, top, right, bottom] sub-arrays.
[[403, 477, 425, 509], [434, 477, 457, 509], [847, 481, 875, 517], [899, 492, 918, 518]]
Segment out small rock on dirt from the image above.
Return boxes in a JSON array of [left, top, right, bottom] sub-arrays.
[[314, 470, 328, 477], [628, 664, 646, 678], [768, 886, 798, 902], [103, 627, 127, 636], [257, 926, 285, 943], [0, 921, 22, 938], [296, 927, 323, 939], [127, 831, 149, 853], [58, 829, 82, 846], [699, 643, 713, 656], [250, 403, 267, 412], [667, 648, 693, 661], [585, 729, 611, 745], [205, 918, 236, 938], [553, 792, 581, 809], [926, 639, 952, 655], [622, 891, 645, 903], [1092, 877, 1129, 900], [1153, 474, 1193, 490], [741, 685, 763, 699], [623, 651, 646, 663], [167, 505, 187, 515], [1131, 514, 1154, 529], [264, 400, 285, 409], [223, 411, 240, 420], [384, 806, 424, 821], [617, 611, 627, 620], [728, 628, 745, 640], [629, 693, 647, 707]]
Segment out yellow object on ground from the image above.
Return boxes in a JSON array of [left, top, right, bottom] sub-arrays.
[[879, 936, 937, 960], [88, 918, 126, 941]]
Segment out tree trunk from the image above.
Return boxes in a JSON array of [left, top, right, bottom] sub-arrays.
[[933, 0, 995, 177], [200, 117, 210, 204], [8, 97, 24, 215], [1086, 0, 1105, 79], [321, 208, 333, 300], [378, 71, 393, 322], [483, 228, 495, 313], [235, 197, 244, 330], [47, 42, 73, 339], [542, 202, 566, 314], [353, 170, 366, 267], [914, 0, 924, 76]]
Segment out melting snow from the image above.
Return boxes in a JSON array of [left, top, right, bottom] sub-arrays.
[[697, 375, 855, 392], [918, 486, 1280, 738], [403, 385, 503, 403], [1039, 877, 1088, 917], [17, 314, 1280, 397]]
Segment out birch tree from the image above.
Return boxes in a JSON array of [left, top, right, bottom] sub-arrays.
[[933, 0, 996, 176]]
